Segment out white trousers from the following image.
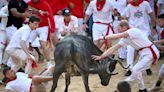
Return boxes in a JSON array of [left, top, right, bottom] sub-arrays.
[[126, 31, 150, 69], [6, 48, 35, 74], [125, 45, 159, 90]]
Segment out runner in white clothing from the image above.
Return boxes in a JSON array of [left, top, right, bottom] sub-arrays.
[[122, 0, 156, 76], [5, 16, 40, 74], [111, 0, 127, 60], [56, 8, 78, 40], [83, 0, 118, 51], [92, 20, 159, 92], [3, 66, 54, 92]]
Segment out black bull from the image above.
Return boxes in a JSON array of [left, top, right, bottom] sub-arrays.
[[50, 35, 128, 92]]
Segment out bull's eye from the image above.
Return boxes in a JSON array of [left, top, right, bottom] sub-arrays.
[[106, 62, 111, 74]]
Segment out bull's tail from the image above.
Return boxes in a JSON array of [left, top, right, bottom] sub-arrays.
[[70, 42, 97, 74]]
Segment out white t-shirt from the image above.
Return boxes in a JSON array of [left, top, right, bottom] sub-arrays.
[[157, 0, 164, 14], [118, 28, 152, 50], [123, 1, 152, 32], [5, 72, 32, 92], [85, 0, 114, 23], [6, 25, 32, 50], [57, 15, 78, 39]]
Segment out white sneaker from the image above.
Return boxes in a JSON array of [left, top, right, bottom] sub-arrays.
[[148, 85, 161, 92], [47, 61, 53, 69]]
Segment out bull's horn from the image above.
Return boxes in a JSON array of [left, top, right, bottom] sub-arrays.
[[109, 72, 118, 75], [116, 60, 130, 69]]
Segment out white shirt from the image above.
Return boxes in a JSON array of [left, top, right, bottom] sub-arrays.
[[86, 0, 114, 23], [57, 15, 78, 39], [123, 1, 152, 32], [157, 0, 164, 14], [6, 25, 31, 50], [118, 28, 152, 50], [5, 72, 32, 92]]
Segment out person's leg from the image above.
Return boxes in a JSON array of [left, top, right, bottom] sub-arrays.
[[125, 45, 135, 76], [40, 65, 55, 76], [149, 64, 164, 91], [37, 26, 53, 68], [7, 49, 22, 72], [125, 52, 153, 91]]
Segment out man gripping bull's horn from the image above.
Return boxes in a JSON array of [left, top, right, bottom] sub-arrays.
[[92, 20, 159, 92]]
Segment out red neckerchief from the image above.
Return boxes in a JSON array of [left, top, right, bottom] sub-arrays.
[[130, 0, 144, 6], [96, 0, 106, 11], [6, 77, 17, 83], [64, 19, 70, 26]]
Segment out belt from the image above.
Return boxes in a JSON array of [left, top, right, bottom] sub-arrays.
[[138, 44, 157, 64], [94, 22, 114, 48]]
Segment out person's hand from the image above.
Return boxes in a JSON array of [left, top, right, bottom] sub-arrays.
[[69, 2, 74, 8], [151, 28, 157, 36], [153, 40, 159, 44], [61, 31, 67, 36], [57, 10, 62, 15], [82, 24, 88, 31], [91, 55, 103, 61], [39, 10, 48, 16], [23, 12, 31, 18]]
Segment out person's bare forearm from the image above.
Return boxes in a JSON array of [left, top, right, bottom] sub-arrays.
[[83, 14, 90, 24], [100, 44, 122, 59], [20, 41, 30, 55], [105, 32, 128, 40], [149, 12, 156, 28]]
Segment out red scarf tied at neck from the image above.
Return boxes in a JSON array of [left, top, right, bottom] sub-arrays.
[[96, 0, 106, 11], [130, 0, 144, 6]]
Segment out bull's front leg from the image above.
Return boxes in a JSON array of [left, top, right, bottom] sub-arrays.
[[82, 73, 91, 92]]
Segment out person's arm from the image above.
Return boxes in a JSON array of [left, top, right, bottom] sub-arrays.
[[149, 12, 157, 35], [104, 32, 129, 40], [20, 40, 30, 56], [154, 39, 164, 44], [10, 8, 31, 18], [92, 44, 123, 61], [82, 14, 90, 31]]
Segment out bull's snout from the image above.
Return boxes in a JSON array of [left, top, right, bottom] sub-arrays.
[[101, 81, 109, 86]]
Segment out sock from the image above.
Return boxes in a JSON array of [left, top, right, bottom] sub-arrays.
[[155, 80, 162, 87]]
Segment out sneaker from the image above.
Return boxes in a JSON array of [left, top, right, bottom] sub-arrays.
[[139, 89, 148, 92], [47, 61, 53, 69], [146, 69, 152, 76], [125, 70, 132, 76], [148, 85, 161, 92]]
